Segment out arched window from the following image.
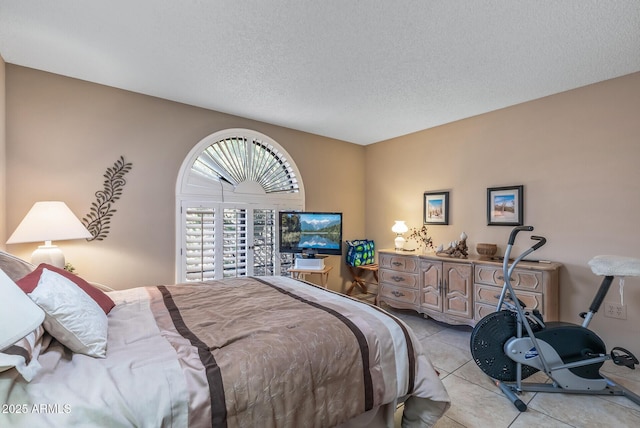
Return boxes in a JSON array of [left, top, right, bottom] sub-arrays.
[[176, 129, 304, 282]]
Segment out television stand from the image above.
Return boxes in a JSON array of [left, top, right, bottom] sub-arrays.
[[288, 265, 333, 288], [301, 249, 319, 258]]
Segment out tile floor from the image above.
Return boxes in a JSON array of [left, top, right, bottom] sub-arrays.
[[381, 305, 640, 428]]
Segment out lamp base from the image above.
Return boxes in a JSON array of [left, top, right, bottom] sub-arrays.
[[32, 245, 65, 269], [394, 236, 406, 251]]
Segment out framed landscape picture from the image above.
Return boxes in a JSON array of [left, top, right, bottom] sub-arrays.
[[487, 185, 523, 226], [424, 191, 449, 225]]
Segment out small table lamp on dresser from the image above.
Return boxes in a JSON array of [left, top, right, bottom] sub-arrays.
[[6, 201, 92, 269], [392, 220, 408, 250]]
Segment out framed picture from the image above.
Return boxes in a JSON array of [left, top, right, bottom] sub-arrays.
[[424, 191, 449, 225], [487, 185, 523, 226]]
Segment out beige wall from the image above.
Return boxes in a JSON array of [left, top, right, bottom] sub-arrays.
[[5, 65, 365, 291], [0, 54, 5, 249], [5, 64, 640, 356], [365, 72, 640, 356]]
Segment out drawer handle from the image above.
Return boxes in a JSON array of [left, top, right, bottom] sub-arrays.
[[497, 275, 514, 282], [391, 290, 405, 297], [391, 275, 405, 282], [392, 261, 403, 267], [496, 293, 526, 309]]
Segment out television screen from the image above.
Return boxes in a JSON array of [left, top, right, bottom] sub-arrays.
[[279, 211, 343, 256]]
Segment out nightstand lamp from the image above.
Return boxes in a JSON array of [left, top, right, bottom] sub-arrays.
[[392, 220, 408, 250], [6, 201, 92, 269]]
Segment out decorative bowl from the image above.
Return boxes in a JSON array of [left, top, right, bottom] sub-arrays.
[[476, 243, 498, 259]]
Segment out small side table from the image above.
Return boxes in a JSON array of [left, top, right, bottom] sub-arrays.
[[346, 263, 379, 296], [288, 265, 333, 288]]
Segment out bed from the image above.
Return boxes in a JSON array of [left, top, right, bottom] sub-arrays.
[[0, 252, 450, 427]]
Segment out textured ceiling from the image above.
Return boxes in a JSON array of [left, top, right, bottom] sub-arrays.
[[1, 1, 639, 145]]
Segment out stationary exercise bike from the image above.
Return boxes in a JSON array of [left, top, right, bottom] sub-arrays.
[[470, 225, 640, 411]]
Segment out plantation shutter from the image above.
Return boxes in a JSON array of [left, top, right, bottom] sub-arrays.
[[222, 208, 247, 278], [182, 205, 277, 280], [253, 209, 276, 276], [177, 129, 305, 283], [184, 206, 216, 282], [191, 136, 300, 196]]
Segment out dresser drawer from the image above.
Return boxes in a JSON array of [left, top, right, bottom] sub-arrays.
[[379, 284, 419, 305], [379, 253, 418, 273], [474, 265, 544, 292], [475, 302, 498, 321], [379, 269, 419, 289], [474, 284, 544, 313]]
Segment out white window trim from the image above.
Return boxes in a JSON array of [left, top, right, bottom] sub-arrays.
[[175, 129, 304, 282]]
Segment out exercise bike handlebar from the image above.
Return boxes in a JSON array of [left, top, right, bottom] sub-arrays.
[[531, 235, 546, 251], [507, 226, 547, 251], [508, 226, 534, 245]]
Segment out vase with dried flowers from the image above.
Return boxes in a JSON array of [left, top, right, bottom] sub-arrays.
[[407, 225, 434, 252]]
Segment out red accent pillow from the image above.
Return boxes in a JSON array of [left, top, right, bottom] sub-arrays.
[[17, 264, 115, 314]]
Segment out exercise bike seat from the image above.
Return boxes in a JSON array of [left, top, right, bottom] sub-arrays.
[[588, 255, 640, 277]]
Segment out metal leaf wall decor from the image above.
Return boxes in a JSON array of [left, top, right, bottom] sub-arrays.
[[82, 156, 133, 241]]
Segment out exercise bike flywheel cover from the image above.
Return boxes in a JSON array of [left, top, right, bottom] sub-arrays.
[[470, 310, 539, 381]]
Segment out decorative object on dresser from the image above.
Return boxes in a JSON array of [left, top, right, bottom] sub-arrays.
[[476, 243, 498, 259], [487, 185, 524, 226], [424, 191, 449, 224], [391, 221, 409, 250], [436, 231, 469, 259], [378, 249, 560, 327], [407, 224, 434, 251], [6, 201, 92, 268]]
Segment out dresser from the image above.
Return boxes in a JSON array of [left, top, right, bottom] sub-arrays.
[[378, 252, 420, 310], [473, 260, 560, 322], [378, 249, 561, 326], [419, 258, 473, 325]]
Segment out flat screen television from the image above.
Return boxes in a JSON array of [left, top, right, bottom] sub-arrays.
[[279, 211, 343, 256]]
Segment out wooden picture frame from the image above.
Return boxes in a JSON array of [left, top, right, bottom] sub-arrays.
[[424, 191, 449, 225], [487, 185, 523, 226]]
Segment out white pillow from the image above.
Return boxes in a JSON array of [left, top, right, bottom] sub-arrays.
[[29, 268, 108, 358]]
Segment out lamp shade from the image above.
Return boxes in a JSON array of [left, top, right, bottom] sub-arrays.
[[392, 221, 408, 250], [0, 269, 45, 351], [391, 220, 408, 234], [6, 201, 92, 244]]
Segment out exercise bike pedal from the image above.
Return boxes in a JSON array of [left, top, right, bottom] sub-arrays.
[[611, 347, 639, 369]]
